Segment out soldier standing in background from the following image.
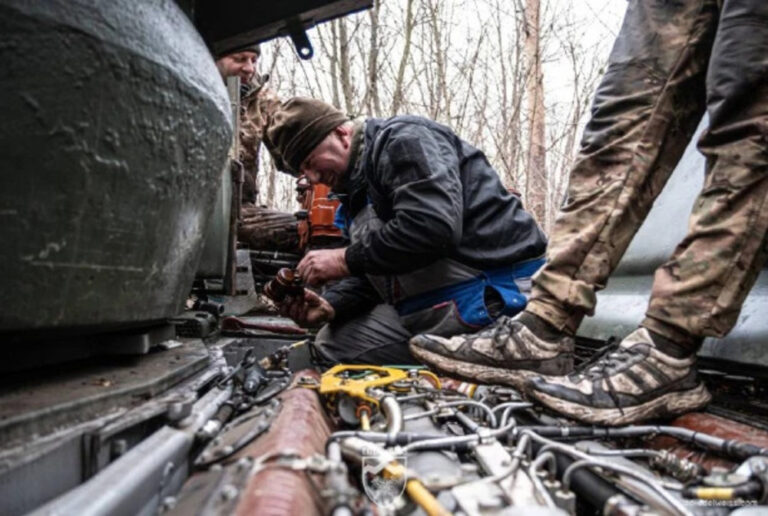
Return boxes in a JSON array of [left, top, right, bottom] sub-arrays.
[[411, 0, 768, 425]]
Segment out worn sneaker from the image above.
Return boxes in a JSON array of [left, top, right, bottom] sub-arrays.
[[409, 314, 574, 391], [527, 327, 711, 426]]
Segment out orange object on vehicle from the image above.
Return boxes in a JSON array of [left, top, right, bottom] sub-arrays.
[[296, 179, 343, 251], [308, 184, 341, 238]]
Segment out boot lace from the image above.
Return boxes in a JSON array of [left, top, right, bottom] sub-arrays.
[[575, 341, 644, 416], [472, 315, 513, 342]]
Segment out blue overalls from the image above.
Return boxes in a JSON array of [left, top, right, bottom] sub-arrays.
[[336, 202, 544, 336]]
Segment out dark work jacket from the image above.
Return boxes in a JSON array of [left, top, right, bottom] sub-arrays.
[[323, 115, 547, 321]]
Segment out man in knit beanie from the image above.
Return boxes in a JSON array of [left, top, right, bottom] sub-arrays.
[[265, 97, 547, 365], [215, 44, 260, 85]]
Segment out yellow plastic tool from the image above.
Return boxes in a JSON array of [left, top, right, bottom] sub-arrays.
[[319, 365, 409, 405]]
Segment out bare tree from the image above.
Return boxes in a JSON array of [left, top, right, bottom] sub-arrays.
[[391, 0, 415, 114], [253, 0, 623, 228], [337, 18, 355, 113], [363, 1, 382, 116], [523, 0, 548, 224]]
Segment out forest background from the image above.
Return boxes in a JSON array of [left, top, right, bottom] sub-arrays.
[[254, 0, 625, 232]]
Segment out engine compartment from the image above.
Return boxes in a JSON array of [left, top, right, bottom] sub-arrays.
[[5, 331, 766, 515]]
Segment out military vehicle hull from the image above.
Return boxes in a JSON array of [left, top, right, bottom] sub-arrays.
[[0, 0, 232, 333]]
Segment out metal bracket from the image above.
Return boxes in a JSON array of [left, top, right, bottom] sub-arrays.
[[195, 399, 281, 468], [250, 450, 336, 476], [287, 19, 314, 60]]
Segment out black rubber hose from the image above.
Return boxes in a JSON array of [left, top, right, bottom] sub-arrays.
[[553, 452, 623, 509]]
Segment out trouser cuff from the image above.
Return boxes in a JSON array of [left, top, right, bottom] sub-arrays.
[[641, 316, 703, 354], [526, 298, 583, 336]]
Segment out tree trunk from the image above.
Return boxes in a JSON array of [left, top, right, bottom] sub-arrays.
[[326, 22, 341, 108], [365, 1, 382, 116], [428, 0, 450, 122], [523, 0, 547, 227], [337, 19, 354, 114], [391, 0, 414, 115]]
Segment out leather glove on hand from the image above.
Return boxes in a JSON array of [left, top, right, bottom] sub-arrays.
[[279, 288, 335, 328]]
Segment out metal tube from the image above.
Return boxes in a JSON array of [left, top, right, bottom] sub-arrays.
[[402, 419, 519, 453], [582, 448, 661, 460], [468, 432, 531, 487], [179, 384, 234, 433], [327, 430, 447, 448], [527, 463, 558, 509], [507, 432, 531, 481], [403, 408, 440, 422], [438, 400, 498, 428], [491, 402, 533, 415], [396, 393, 431, 403], [453, 410, 481, 433], [327, 441, 342, 462], [31, 426, 191, 516], [515, 425, 768, 461], [522, 430, 692, 516], [326, 442, 356, 516], [379, 395, 403, 437], [562, 459, 691, 516], [493, 402, 532, 428], [31, 381, 234, 516], [531, 450, 557, 480], [402, 433, 480, 453]]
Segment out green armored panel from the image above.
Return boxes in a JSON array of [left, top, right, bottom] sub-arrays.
[[0, 0, 233, 333]]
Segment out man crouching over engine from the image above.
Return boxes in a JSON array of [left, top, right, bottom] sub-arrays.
[[264, 97, 548, 365]]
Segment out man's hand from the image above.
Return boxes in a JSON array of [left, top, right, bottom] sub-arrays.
[[278, 289, 335, 327], [297, 248, 350, 287]]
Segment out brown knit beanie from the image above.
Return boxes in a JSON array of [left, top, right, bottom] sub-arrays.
[[216, 43, 261, 58], [265, 97, 349, 174]]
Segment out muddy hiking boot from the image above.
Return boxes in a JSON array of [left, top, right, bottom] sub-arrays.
[[409, 312, 575, 391], [528, 327, 711, 426]]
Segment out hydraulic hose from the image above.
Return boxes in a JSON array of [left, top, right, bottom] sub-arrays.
[[514, 425, 768, 462]]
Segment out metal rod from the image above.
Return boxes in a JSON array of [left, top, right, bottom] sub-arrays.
[[521, 430, 692, 516], [380, 395, 403, 438], [438, 400, 497, 428], [530, 450, 557, 480], [527, 463, 558, 509], [403, 408, 439, 422]]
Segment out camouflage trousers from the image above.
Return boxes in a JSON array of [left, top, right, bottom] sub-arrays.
[[527, 0, 768, 347]]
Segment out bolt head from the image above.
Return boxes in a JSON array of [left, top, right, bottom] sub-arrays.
[[219, 484, 239, 501]]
